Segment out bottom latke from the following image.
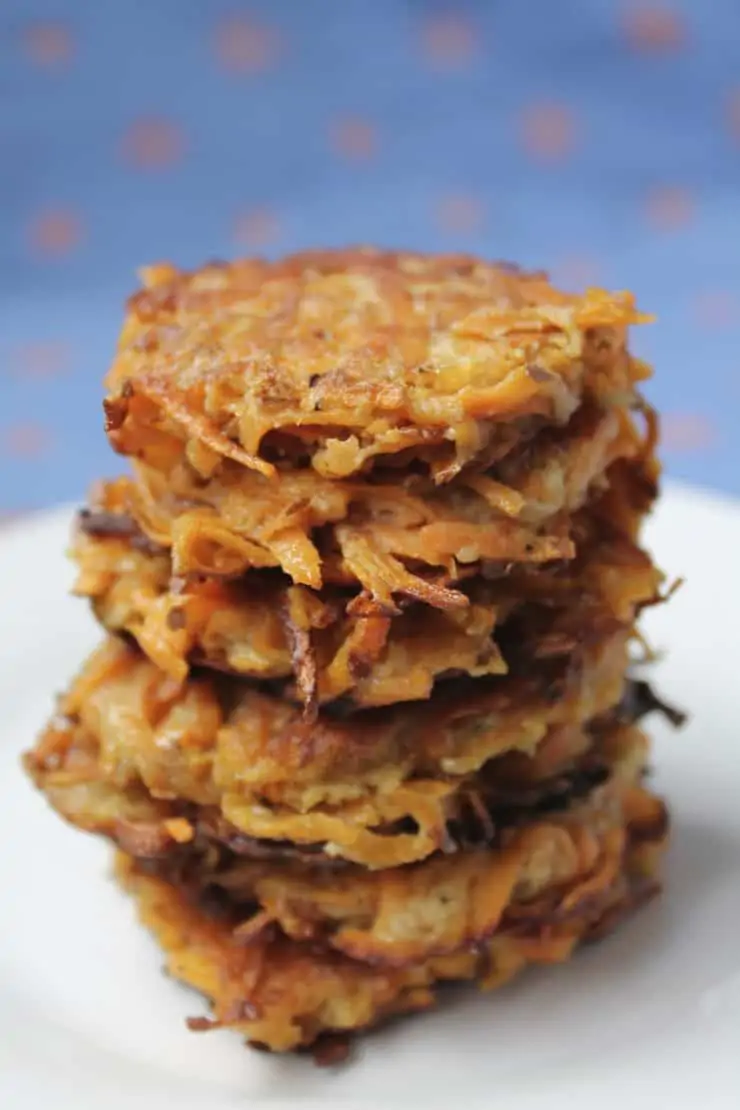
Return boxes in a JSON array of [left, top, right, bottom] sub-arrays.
[[116, 784, 667, 1060]]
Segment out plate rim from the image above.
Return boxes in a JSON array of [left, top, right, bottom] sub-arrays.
[[2, 477, 740, 1108]]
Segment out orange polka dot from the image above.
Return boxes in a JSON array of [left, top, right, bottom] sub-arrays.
[[213, 16, 282, 73], [28, 209, 83, 257], [120, 117, 186, 170], [621, 3, 686, 52], [434, 194, 486, 234], [644, 185, 694, 230], [693, 290, 737, 329], [520, 103, 577, 162], [233, 207, 282, 249], [552, 254, 602, 291], [329, 117, 378, 161], [22, 21, 74, 68], [419, 14, 477, 69], [661, 413, 717, 452], [9, 342, 72, 379], [2, 423, 53, 459]]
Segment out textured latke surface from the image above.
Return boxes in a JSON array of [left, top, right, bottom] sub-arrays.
[[103, 249, 651, 484], [72, 524, 505, 704], [108, 738, 658, 968], [72, 477, 662, 705], [117, 780, 667, 1054], [89, 404, 658, 601], [26, 631, 639, 868]]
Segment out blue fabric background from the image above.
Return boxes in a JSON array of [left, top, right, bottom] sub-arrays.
[[1, 0, 737, 515]]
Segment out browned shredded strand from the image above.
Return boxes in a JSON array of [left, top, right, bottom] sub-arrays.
[[25, 629, 641, 868], [104, 248, 652, 486], [71, 480, 662, 705], [115, 779, 667, 1054]]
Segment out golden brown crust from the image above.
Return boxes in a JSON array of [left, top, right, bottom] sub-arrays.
[[72, 478, 662, 705], [26, 717, 659, 966], [104, 249, 651, 486], [102, 401, 653, 599], [72, 526, 506, 705], [116, 783, 667, 1054], [112, 748, 657, 969], [23, 709, 643, 862], [26, 631, 639, 868]]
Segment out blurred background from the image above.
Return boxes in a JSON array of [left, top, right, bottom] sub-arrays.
[[1, 0, 737, 517]]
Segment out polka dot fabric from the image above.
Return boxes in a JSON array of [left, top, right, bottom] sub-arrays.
[[0, 0, 737, 512]]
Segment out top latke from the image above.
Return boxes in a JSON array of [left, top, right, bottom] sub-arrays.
[[104, 248, 651, 482]]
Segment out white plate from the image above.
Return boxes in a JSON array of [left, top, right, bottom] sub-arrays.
[[1, 482, 739, 1110]]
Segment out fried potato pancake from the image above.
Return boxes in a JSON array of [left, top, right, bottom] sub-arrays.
[[25, 712, 656, 965], [106, 724, 651, 968], [27, 630, 635, 868], [72, 527, 505, 705], [104, 248, 651, 486], [116, 782, 667, 1054], [102, 402, 654, 599], [72, 483, 662, 706], [22, 246, 676, 1063]]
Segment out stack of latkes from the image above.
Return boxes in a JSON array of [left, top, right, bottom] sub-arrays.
[[25, 249, 679, 1060]]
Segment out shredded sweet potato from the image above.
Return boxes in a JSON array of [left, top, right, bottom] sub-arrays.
[[115, 783, 666, 1054], [73, 486, 662, 707], [23, 246, 676, 1064], [26, 630, 641, 868], [34, 722, 650, 966], [104, 249, 652, 485], [87, 399, 657, 603]]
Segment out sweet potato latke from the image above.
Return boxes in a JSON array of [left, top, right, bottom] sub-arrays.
[[27, 632, 641, 868], [117, 780, 667, 1054], [72, 479, 662, 706], [28, 715, 653, 957], [100, 399, 656, 597], [24, 246, 679, 1062], [104, 248, 652, 483], [132, 735, 657, 968]]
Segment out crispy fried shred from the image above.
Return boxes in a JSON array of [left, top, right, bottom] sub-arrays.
[[115, 779, 667, 1054], [104, 249, 652, 486], [25, 682, 669, 1054], [84, 729, 652, 968], [93, 397, 657, 597], [72, 478, 662, 707], [27, 630, 646, 868]]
